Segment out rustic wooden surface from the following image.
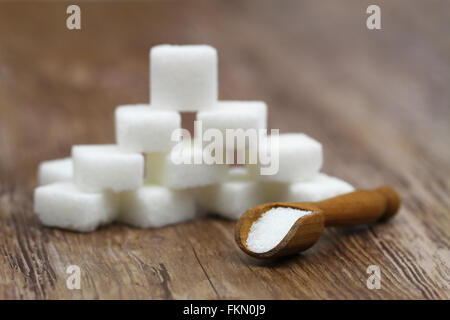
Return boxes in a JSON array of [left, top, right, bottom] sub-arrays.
[[0, 0, 449, 299]]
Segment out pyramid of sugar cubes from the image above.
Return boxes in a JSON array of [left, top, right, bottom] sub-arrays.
[[34, 45, 355, 232]]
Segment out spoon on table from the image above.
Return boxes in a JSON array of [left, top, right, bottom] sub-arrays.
[[235, 186, 401, 259]]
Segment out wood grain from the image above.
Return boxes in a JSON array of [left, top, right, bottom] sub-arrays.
[[0, 0, 449, 299]]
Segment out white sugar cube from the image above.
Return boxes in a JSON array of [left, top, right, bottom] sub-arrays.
[[146, 143, 228, 189], [118, 185, 196, 228], [194, 167, 272, 220], [38, 157, 73, 185], [197, 101, 267, 160], [34, 182, 119, 232], [197, 101, 267, 134], [73, 145, 144, 192], [272, 173, 355, 202], [150, 45, 217, 111], [115, 104, 181, 153], [256, 133, 323, 182]]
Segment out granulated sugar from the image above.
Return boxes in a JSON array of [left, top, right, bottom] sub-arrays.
[[246, 207, 311, 253]]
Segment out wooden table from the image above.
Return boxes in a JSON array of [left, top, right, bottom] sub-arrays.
[[0, 1, 448, 299]]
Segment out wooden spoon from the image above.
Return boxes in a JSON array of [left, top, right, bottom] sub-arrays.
[[235, 186, 401, 259]]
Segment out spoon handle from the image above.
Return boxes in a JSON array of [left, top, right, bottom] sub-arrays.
[[314, 186, 401, 227]]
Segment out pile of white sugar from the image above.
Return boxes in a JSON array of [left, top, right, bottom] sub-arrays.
[[246, 207, 311, 253], [33, 44, 354, 233]]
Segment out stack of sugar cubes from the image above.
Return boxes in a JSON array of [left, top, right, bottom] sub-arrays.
[[34, 45, 354, 232]]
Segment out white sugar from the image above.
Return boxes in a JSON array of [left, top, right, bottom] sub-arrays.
[[246, 207, 311, 253], [38, 157, 73, 186], [150, 45, 217, 111], [257, 133, 323, 183], [115, 104, 181, 153]]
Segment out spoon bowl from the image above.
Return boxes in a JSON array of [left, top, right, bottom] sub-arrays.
[[235, 202, 325, 259]]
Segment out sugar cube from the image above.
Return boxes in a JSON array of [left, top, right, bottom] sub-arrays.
[[73, 144, 144, 192], [145, 143, 228, 189], [194, 167, 271, 220], [197, 100, 267, 134], [38, 157, 73, 185], [34, 182, 119, 232], [115, 104, 181, 153], [150, 45, 217, 111], [118, 185, 196, 228], [196, 101, 267, 161], [256, 133, 323, 182], [272, 173, 355, 202]]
